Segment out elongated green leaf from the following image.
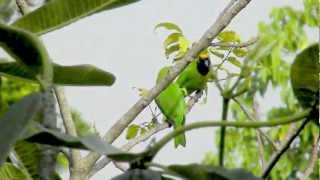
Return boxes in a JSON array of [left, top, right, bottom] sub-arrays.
[[12, 0, 141, 35], [0, 23, 52, 87], [168, 164, 262, 180], [228, 57, 242, 68], [0, 61, 116, 86], [0, 92, 42, 165], [165, 44, 179, 59], [0, 163, 28, 180], [23, 124, 122, 155], [163, 33, 181, 49], [154, 22, 182, 33], [111, 169, 161, 180]]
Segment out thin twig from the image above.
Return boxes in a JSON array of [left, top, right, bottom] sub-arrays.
[[16, 0, 30, 15], [54, 87, 83, 180], [147, 110, 310, 160], [253, 100, 265, 169], [218, 98, 229, 167], [84, 0, 253, 173], [232, 97, 278, 151], [261, 118, 310, 178], [112, 161, 127, 172], [211, 37, 259, 48], [300, 134, 319, 180]]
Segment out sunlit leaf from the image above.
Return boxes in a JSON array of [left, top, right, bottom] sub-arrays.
[[154, 22, 182, 33], [233, 48, 247, 57], [228, 57, 241, 67], [218, 30, 241, 43], [0, 163, 28, 180], [163, 33, 181, 49], [126, 124, 140, 140]]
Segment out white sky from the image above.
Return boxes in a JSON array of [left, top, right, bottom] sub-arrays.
[[1, 0, 318, 179]]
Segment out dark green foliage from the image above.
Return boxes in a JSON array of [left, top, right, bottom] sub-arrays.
[[290, 44, 319, 108], [111, 169, 161, 180], [0, 93, 42, 165]]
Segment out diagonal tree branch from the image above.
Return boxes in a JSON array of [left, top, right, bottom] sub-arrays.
[[300, 134, 319, 180], [54, 87, 84, 180], [83, 0, 253, 172]]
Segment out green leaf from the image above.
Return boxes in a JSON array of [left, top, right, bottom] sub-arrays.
[[23, 124, 123, 155], [111, 169, 161, 180], [72, 110, 96, 136], [217, 30, 241, 43], [53, 64, 116, 86], [208, 47, 224, 59], [165, 44, 179, 59], [0, 23, 53, 88], [12, 0, 141, 35], [168, 163, 262, 180], [303, 0, 320, 27], [126, 124, 140, 140], [0, 61, 116, 86], [107, 152, 145, 162], [154, 22, 182, 33], [14, 141, 41, 180], [0, 163, 28, 180], [233, 48, 247, 57], [228, 57, 242, 67], [163, 33, 181, 49], [174, 36, 190, 60], [0, 92, 42, 165]]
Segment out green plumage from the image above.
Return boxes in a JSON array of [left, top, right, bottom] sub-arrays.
[[176, 57, 211, 96], [155, 67, 187, 148]]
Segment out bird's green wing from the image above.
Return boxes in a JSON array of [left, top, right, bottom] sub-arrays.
[[155, 66, 187, 147]]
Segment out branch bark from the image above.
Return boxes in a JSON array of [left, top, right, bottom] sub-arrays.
[[54, 87, 84, 180], [83, 0, 253, 172], [300, 134, 319, 180], [39, 90, 59, 180]]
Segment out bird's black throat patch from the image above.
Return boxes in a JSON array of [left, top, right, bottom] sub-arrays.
[[197, 58, 211, 76]]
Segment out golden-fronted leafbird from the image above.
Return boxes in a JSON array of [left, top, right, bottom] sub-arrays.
[[176, 52, 211, 96]]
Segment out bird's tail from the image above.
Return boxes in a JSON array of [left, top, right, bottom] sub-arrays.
[[174, 132, 186, 148]]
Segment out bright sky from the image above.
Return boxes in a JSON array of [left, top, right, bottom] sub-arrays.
[[1, 0, 317, 179]]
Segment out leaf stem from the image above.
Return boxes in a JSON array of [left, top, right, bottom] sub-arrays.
[[147, 110, 310, 160]]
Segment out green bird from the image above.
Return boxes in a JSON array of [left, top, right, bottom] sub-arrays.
[[176, 52, 211, 96], [155, 66, 187, 148], [290, 44, 319, 123]]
